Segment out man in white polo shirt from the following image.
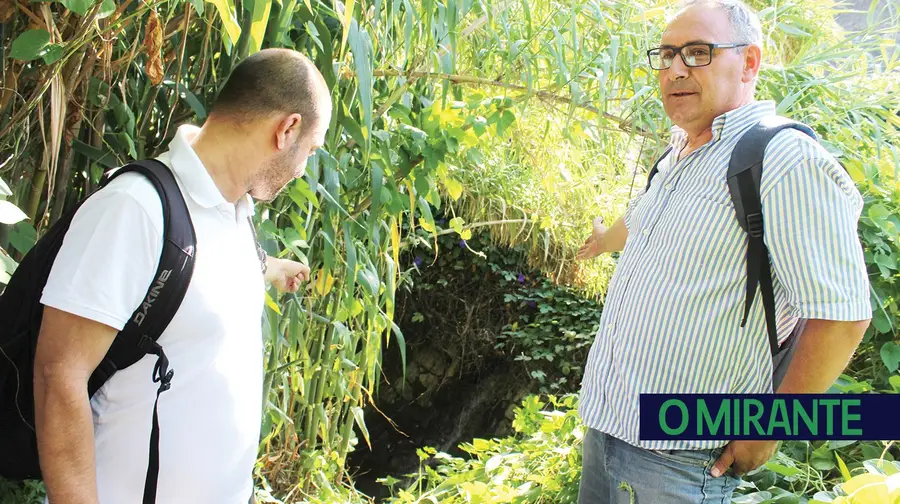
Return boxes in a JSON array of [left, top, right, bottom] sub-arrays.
[[33, 48, 332, 503]]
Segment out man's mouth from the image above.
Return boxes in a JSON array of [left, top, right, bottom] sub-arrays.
[[669, 91, 696, 97]]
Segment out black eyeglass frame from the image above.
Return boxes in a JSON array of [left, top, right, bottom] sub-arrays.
[[646, 43, 749, 70]]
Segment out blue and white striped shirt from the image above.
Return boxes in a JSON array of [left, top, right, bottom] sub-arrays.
[[577, 101, 872, 450]]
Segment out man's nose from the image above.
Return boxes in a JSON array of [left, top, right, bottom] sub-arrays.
[[666, 54, 690, 80]]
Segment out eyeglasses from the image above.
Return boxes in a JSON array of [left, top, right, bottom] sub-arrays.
[[646, 43, 749, 70]]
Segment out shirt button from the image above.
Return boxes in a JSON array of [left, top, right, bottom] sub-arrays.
[[607, 323, 614, 331], [664, 183, 673, 191], [642, 229, 650, 236]]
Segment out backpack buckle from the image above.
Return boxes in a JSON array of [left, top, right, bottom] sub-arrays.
[[747, 212, 764, 238]]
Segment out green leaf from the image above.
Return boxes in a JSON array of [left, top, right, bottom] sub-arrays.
[[289, 179, 319, 209], [189, 0, 205, 15], [351, 406, 371, 449], [349, 20, 374, 154], [9, 222, 37, 255], [497, 109, 516, 136], [162, 80, 207, 120], [765, 461, 801, 477], [97, 0, 116, 18], [414, 175, 431, 198], [41, 44, 65, 65], [869, 204, 890, 223], [62, 0, 97, 15], [10, 29, 51, 61], [872, 308, 893, 334], [0, 201, 27, 225], [357, 267, 379, 297], [891, 375, 900, 393], [72, 140, 119, 168], [874, 253, 897, 270], [880, 342, 900, 373]]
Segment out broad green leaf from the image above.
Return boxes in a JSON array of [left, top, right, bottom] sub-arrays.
[[42, 44, 65, 65], [207, 0, 242, 45], [188, 0, 205, 15], [765, 461, 802, 477], [891, 375, 900, 393], [0, 201, 27, 225], [880, 342, 900, 372], [62, 0, 97, 15], [97, 0, 116, 18], [10, 29, 51, 61], [872, 308, 893, 334], [9, 222, 37, 255]]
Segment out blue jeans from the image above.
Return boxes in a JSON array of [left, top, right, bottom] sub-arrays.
[[578, 428, 741, 504]]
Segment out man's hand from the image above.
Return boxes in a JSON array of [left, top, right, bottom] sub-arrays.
[[711, 440, 778, 478], [265, 257, 310, 293], [576, 217, 608, 261]]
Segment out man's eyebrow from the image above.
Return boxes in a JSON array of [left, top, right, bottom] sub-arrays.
[[659, 40, 710, 47]]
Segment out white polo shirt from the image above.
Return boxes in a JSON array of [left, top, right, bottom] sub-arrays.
[[41, 124, 265, 503]]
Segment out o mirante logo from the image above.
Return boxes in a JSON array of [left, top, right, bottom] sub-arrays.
[[639, 394, 896, 441]]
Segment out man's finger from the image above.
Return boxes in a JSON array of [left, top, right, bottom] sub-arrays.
[[710, 445, 734, 478]]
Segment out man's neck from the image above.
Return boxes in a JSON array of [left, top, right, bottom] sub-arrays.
[[679, 126, 713, 160], [189, 125, 253, 204]]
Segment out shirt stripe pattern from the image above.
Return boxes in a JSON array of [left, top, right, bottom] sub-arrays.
[[577, 101, 872, 450]]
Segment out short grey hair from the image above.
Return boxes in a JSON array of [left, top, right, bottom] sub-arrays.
[[677, 0, 763, 46]]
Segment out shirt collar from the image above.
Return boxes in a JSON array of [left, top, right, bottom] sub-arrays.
[[669, 100, 777, 147], [163, 124, 228, 209], [159, 125, 257, 219]]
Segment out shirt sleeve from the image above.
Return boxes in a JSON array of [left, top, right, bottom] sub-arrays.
[[40, 181, 164, 331], [762, 152, 872, 322]]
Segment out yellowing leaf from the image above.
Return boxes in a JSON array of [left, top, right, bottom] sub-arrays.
[[247, 0, 272, 55], [419, 218, 435, 233], [842, 473, 887, 496], [207, 0, 242, 45], [315, 270, 335, 295], [405, 180, 416, 233], [391, 216, 400, 282], [338, 0, 356, 59], [836, 452, 852, 482], [265, 291, 282, 315], [444, 177, 463, 200], [460, 229, 472, 240]]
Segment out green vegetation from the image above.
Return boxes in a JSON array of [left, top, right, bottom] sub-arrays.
[[0, 0, 897, 502]]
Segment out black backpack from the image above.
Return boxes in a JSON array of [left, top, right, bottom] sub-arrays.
[[0, 159, 196, 504], [645, 116, 817, 390]]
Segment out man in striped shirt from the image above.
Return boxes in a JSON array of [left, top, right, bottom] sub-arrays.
[[575, 1, 872, 502]]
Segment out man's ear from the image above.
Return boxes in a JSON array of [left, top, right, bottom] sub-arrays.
[[275, 113, 303, 150], [742, 44, 762, 84]]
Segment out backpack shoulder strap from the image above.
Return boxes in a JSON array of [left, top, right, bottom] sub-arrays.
[[727, 116, 816, 357], [86, 159, 196, 504], [87, 159, 196, 394], [645, 146, 674, 192]]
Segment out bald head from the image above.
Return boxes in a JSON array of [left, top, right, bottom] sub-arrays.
[[210, 48, 331, 136]]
